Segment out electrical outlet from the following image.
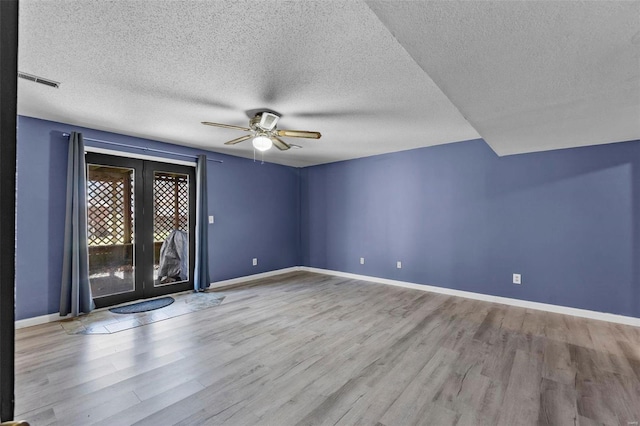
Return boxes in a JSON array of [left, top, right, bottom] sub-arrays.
[[360, 257, 365, 265], [513, 273, 521, 285], [252, 258, 258, 266], [397, 261, 402, 269]]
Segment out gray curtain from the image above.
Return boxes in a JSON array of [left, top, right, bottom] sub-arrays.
[[60, 132, 94, 316], [194, 154, 210, 291]]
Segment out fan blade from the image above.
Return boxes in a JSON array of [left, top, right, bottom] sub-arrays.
[[276, 129, 321, 139], [224, 135, 252, 145], [202, 121, 251, 132], [271, 136, 291, 151]]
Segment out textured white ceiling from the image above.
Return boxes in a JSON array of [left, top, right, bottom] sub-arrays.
[[17, 0, 478, 167], [367, 1, 640, 156], [17, 1, 640, 167]]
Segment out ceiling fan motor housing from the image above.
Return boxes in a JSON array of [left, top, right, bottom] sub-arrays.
[[257, 112, 280, 131]]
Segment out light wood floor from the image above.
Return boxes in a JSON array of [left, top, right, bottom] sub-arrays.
[[14, 272, 640, 425]]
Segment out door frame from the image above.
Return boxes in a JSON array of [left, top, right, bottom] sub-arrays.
[[86, 153, 195, 308]]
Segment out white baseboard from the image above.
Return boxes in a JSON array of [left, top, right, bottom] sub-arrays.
[[15, 267, 302, 329], [300, 267, 640, 328], [208, 266, 302, 290], [15, 312, 70, 329], [16, 266, 640, 329]]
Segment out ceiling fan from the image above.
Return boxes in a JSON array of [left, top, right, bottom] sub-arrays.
[[202, 111, 321, 152]]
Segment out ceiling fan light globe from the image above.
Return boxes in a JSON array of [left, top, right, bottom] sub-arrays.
[[252, 135, 273, 151]]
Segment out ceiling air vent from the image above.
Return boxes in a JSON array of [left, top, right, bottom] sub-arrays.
[[18, 72, 60, 88]]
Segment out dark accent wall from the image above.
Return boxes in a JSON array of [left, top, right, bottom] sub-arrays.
[[15, 116, 300, 320], [301, 139, 640, 318], [1, 0, 18, 420]]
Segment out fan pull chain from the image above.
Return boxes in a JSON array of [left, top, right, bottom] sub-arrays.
[[252, 149, 264, 164]]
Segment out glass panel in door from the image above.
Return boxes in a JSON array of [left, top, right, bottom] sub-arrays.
[[87, 165, 135, 298], [153, 171, 190, 286]]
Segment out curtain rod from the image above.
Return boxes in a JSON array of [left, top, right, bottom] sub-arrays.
[[62, 133, 223, 163]]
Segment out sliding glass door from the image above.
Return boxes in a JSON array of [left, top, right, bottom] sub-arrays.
[[86, 153, 195, 308]]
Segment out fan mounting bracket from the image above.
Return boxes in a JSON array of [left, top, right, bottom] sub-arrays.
[[250, 111, 281, 132]]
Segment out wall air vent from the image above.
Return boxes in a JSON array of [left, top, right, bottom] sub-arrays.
[[18, 72, 60, 88]]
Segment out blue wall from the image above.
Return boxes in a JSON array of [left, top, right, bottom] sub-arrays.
[[15, 116, 300, 320], [301, 139, 640, 318], [15, 115, 640, 320]]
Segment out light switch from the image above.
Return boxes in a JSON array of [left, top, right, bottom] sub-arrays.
[[208, 215, 214, 224]]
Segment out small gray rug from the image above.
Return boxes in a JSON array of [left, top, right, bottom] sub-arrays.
[[61, 291, 225, 335]]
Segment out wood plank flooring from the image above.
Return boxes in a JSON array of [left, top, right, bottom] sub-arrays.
[[14, 272, 640, 425]]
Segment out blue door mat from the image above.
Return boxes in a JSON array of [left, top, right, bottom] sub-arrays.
[[60, 291, 225, 334], [109, 296, 175, 314]]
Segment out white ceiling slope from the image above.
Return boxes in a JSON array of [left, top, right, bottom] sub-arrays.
[[18, 2, 639, 167], [367, 1, 640, 156], [17, 0, 478, 167]]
